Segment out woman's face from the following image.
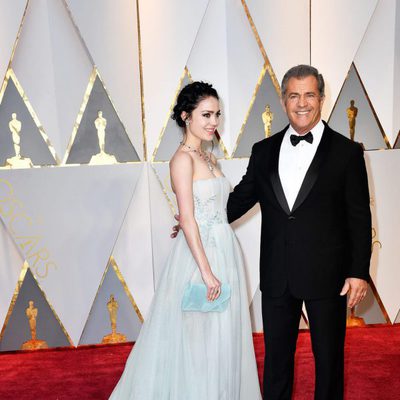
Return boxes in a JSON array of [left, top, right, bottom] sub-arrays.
[[183, 96, 221, 142]]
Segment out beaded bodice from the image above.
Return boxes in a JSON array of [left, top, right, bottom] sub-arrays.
[[193, 176, 230, 232]]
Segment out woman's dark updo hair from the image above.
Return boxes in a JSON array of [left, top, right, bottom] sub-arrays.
[[171, 81, 219, 128]]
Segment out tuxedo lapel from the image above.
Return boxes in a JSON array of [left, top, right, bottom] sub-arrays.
[[291, 126, 331, 213], [269, 131, 291, 215]]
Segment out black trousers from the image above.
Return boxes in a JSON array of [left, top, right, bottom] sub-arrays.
[[262, 289, 347, 400]]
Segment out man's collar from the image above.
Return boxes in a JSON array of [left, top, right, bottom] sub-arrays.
[[287, 119, 324, 138]]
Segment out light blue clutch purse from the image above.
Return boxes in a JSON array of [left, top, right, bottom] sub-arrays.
[[181, 283, 231, 312]]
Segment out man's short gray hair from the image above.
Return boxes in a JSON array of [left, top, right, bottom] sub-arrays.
[[281, 65, 325, 98]]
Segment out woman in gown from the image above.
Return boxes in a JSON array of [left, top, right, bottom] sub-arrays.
[[109, 82, 261, 400]]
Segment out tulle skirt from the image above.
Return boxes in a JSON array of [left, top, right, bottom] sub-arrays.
[[109, 222, 261, 399]]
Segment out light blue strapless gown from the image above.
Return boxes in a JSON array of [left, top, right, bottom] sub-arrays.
[[109, 176, 261, 399]]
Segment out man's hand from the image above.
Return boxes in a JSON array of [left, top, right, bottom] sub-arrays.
[[170, 214, 181, 238], [340, 277, 368, 308]]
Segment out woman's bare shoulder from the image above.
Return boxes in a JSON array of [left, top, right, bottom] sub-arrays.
[[169, 150, 194, 190], [170, 148, 193, 169]]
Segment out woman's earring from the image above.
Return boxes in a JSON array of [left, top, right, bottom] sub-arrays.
[[185, 119, 190, 127]]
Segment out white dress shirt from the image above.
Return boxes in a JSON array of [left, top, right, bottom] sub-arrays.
[[278, 120, 324, 210]]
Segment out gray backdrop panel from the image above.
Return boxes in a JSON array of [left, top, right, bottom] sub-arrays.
[[79, 262, 142, 345], [66, 76, 140, 164], [0, 268, 70, 351], [0, 79, 57, 166]]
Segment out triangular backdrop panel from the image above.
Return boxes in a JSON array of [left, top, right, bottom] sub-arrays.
[[153, 71, 192, 162], [249, 285, 262, 332], [243, 0, 310, 83], [0, 267, 70, 351], [348, 284, 387, 325], [0, 164, 142, 344], [356, 218, 391, 324], [153, 70, 226, 162], [0, 220, 25, 331], [65, 74, 139, 164], [0, 0, 27, 84], [354, 0, 400, 146], [139, 0, 209, 156], [234, 67, 288, 158], [11, 0, 93, 157], [365, 150, 400, 322], [187, 0, 264, 155], [394, 132, 400, 149], [79, 261, 143, 345], [0, 72, 57, 166], [311, 0, 378, 118], [112, 165, 155, 320], [65, 0, 143, 159], [219, 159, 260, 302], [395, 309, 400, 323], [329, 64, 388, 150], [225, 0, 266, 154], [151, 162, 178, 215], [148, 165, 176, 288], [299, 307, 308, 330]]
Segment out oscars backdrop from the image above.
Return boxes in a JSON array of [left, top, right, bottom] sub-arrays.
[[0, 0, 399, 351]]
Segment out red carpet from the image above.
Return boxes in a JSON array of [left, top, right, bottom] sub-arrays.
[[0, 325, 399, 399]]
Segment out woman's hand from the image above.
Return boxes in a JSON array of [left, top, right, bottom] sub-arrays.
[[170, 214, 181, 238], [202, 272, 221, 301]]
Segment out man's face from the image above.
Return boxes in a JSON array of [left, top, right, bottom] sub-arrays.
[[281, 75, 324, 135]]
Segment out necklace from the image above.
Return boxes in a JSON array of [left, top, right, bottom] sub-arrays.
[[180, 141, 214, 172]]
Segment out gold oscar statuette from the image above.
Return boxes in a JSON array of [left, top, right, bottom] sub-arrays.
[[346, 100, 358, 142], [21, 300, 48, 350], [5, 113, 33, 168], [89, 111, 117, 164], [346, 306, 366, 327], [102, 294, 127, 344], [262, 104, 274, 138]]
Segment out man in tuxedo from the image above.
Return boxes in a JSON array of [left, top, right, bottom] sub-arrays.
[[227, 65, 371, 399]]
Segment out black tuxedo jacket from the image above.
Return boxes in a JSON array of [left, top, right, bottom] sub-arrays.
[[227, 122, 371, 299]]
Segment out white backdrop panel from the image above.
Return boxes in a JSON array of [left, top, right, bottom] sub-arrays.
[[112, 164, 154, 319], [0, 220, 24, 329], [354, 0, 398, 146], [245, 0, 310, 83], [65, 0, 143, 159], [226, 0, 265, 155], [187, 0, 229, 148], [0, 0, 26, 84], [365, 149, 400, 322], [140, 0, 209, 157], [188, 0, 264, 155], [0, 164, 142, 344], [311, 0, 378, 118], [12, 0, 93, 158], [148, 165, 175, 288], [220, 159, 261, 303], [152, 162, 178, 214], [249, 285, 262, 332], [395, 2, 400, 143]]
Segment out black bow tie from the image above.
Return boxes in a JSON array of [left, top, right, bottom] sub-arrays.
[[290, 131, 313, 146]]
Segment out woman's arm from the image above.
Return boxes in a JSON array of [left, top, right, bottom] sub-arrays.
[[170, 152, 221, 301]]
